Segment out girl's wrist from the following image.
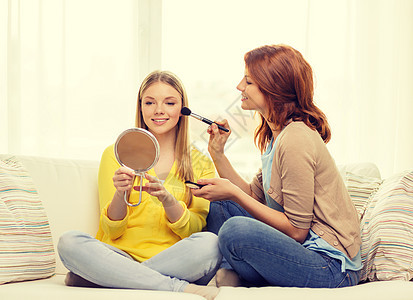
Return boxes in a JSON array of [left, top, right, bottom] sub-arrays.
[[114, 190, 124, 198], [161, 193, 177, 207], [230, 185, 244, 203], [211, 152, 225, 164], [108, 191, 128, 221]]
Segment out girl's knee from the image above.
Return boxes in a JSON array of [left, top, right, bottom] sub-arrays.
[[57, 230, 87, 256], [190, 232, 221, 259], [191, 232, 218, 247], [218, 217, 256, 250], [219, 216, 252, 237]]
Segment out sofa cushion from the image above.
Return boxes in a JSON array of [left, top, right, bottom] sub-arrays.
[[0, 156, 56, 284], [338, 162, 381, 180], [9, 155, 101, 275], [344, 172, 382, 220], [0, 274, 205, 300], [360, 170, 413, 281]]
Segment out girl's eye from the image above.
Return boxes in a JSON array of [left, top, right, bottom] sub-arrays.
[[166, 102, 176, 106], [246, 80, 252, 85], [144, 101, 154, 105]]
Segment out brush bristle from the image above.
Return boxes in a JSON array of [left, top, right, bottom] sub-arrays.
[[181, 107, 191, 116]]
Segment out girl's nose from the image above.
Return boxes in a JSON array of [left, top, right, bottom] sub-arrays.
[[237, 81, 245, 92], [154, 104, 164, 114]]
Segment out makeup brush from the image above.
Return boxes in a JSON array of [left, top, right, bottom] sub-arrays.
[[181, 107, 229, 132]]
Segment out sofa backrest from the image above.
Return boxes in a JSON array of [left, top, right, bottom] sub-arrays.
[[1, 154, 381, 276], [0, 155, 100, 275], [337, 162, 381, 180]]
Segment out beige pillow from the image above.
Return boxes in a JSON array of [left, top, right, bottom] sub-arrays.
[[344, 172, 382, 221], [0, 157, 56, 284], [360, 171, 413, 281]]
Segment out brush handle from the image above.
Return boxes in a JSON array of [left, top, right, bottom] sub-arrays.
[[190, 112, 230, 132], [204, 119, 229, 132]]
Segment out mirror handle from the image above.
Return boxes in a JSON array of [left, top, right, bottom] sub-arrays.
[[124, 173, 143, 207]]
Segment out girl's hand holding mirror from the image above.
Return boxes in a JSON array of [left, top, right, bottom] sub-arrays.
[[114, 128, 160, 207], [135, 173, 184, 223], [134, 173, 174, 205], [113, 167, 136, 194]]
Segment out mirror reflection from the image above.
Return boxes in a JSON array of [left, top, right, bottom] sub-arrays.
[[114, 128, 160, 206], [115, 129, 159, 173]]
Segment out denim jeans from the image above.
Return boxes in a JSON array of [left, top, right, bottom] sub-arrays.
[[57, 230, 222, 292], [207, 200, 254, 235], [207, 201, 360, 288]]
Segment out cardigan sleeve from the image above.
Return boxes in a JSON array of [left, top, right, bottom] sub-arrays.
[[275, 125, 317, 229], [250, 169, 266, 204]]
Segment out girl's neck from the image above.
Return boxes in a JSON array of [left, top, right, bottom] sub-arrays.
[[262, 116, 280, 137], [152, 130, 177, 180], [266, 118, 293, 140], [154, 130, 177, 156]]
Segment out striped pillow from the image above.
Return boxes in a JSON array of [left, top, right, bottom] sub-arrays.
[[344, 172, 382, 221], [360, 171, 413, 281], [0, 157, 56, 284]]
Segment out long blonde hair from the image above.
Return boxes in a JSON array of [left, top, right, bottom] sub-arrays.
[[135, 70, 194, 205]]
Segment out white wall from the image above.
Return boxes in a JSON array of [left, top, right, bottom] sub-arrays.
[[1, 0, 161, 161], [162, 0, 413, 179], [2, 0, 413, 179]]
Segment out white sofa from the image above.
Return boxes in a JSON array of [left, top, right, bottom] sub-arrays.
[[1, 154, 413, 300]]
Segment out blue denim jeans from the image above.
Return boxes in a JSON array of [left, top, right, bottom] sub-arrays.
[[207, 201, 360, 288], [57, 230, 222, 292], [207, 200, 254, 235]]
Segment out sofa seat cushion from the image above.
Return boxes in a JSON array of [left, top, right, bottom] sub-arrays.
[[0, 275, 203, 300], [217, 281, 413, 300], [1, 275, 413, 300]]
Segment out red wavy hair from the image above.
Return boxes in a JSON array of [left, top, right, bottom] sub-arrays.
[[244, 45, 331, 152]]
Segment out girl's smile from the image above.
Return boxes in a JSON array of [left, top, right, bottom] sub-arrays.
[[141, 82, 182, 137], [237, 69, 268, 117]]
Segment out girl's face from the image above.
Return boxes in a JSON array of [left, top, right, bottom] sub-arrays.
[[141, 82, 182, 138], [236, 68, 268, 118]]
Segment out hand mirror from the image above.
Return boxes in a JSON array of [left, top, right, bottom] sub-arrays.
[[114, 128, 160, 206]]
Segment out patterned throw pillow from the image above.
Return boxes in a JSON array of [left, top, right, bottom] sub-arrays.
[[344, 172, 382, 221], [359, 171, 413, 281], [0, 157, 56, 284]]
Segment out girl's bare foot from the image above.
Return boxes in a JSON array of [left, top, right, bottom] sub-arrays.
[[215, 268, 241, 287], [184, 283, 220, 300]]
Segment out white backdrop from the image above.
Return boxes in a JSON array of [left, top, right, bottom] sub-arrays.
[[1, 0, 161, 161], [162, 0, 413, 179], [1, 0, 413, 179]]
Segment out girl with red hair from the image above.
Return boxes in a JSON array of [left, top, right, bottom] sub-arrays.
[[192, 45, 362, 288]]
